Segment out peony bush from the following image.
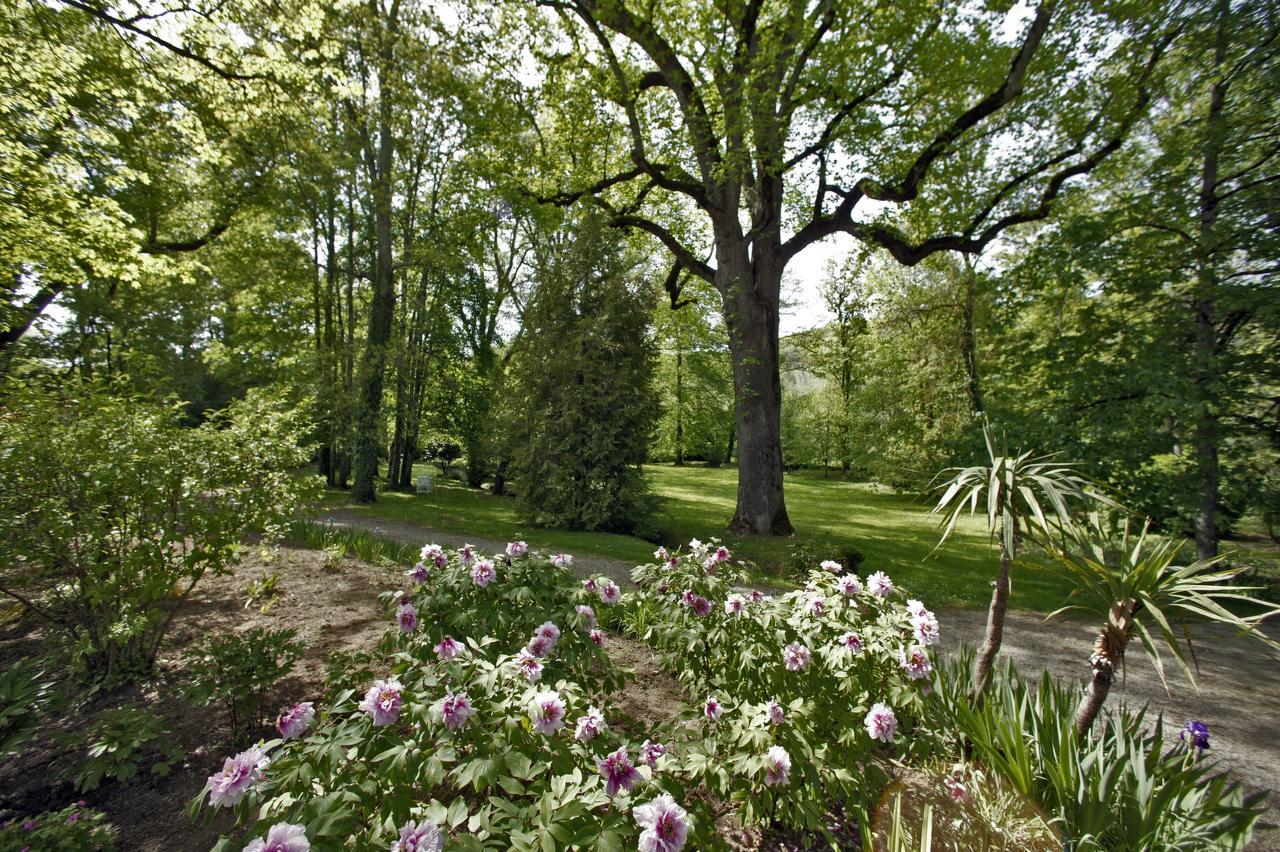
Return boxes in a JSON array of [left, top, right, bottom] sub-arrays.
[[192, 547, 712, 851], [630, 540, 937, 832], [191, 539, 940, 849]]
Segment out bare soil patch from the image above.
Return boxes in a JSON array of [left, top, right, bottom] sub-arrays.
[[0, 546, 395, 851]]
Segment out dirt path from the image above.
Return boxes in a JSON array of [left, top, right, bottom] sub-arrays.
[[319, 507, 639, 587]]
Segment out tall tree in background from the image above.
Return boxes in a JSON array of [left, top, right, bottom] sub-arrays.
[[526, 0, 1175, 534]]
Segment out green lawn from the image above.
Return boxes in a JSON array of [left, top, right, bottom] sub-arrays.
[[321, 462, 1084, 611]]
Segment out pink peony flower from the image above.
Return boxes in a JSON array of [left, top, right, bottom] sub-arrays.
[[724, 594, 746, 616], [471, 559, 496, 587], [654, 546, 669, 561], [396, 601, 419, 633], [899, 645, 932, 680], [906, 598, 927, 617], [597, 579, 621, 604], [420, 543, 447, 568], [867, 571, 894, 597], [435, 635, 463, 661], [551, 552, 573, 569], [582, 577, 596, 593], [836, 575, 862, 596], [783, 642, 811, 671], [633, 794, 689, 852], [689, 594, 712, 617], [702, 555, 718, 573], [665, 557, 679, 570], [713, 545, 730, 563], [527, 634, 555, 658], [680, 589, 696, 607], [944, 776, 970, 805], [640, 739, 667, 768], [765, 699, 785, 726], [439, 692, 476, 731], [763, 745, 791, 786], [574, 706, 607, 742], [458, 544, 476, 566], [704, 695, 723, 722], [406, 562, 429, 584], [596, 746, 642, 797], [865, 702, 898, 742], [911, 609, 940, 646], [807, 598, 826, 617], [820, 559, 842, 574], [534, 621, 561, 644], [276, 702, 314, 741], [360, 678, 404, 726], [589, 628, 605, 646], [515, 649, 544, 682], [748, 589, 765, 603], [390, 819, 444, 852], [206, 745, 269, 807], [506, 540, 528, 558], [688, 538, 706, 555], [576, 604, 596, 626], [839, 631, 864, 654], [530, 690, 566, 735], [242, 822, 309, 852]]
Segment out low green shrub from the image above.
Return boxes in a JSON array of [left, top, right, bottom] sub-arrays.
[[0, 660, 59, 758], [0, 802, 116, 851], [784, 534, 864, 582], [182, 628, 305, 739], [59, 705, 184, 792]]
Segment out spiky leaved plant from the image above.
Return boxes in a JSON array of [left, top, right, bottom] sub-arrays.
[[1044, 513, 1280, 735], [933, 425, 1097, 695]]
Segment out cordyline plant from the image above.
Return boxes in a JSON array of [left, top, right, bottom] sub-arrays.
[[932, 425, 1099, 695], [1042, 513, 1280, 735]]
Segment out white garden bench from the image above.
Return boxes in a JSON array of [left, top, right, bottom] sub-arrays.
[[416, 474, 434, 494]]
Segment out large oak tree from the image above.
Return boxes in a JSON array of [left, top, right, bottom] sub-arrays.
[[524, 0, 1176, 534]]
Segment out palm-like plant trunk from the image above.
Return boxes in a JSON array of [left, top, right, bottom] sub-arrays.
[[1074, 600, 1136, 735], [972, 540, 1012, 695]]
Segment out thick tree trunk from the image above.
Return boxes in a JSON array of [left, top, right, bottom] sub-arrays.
[[720, 244, 792, 536], [1192, 0, 1229, 562]]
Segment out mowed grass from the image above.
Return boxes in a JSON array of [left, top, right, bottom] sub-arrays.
[[320, 462, 1080, 611]]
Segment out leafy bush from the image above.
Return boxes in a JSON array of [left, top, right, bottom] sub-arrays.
[[784, 534, 864, 581], [422, 433, 463, 475], [0, 802, 116, 851], [182, 628, 305, 738], [631, 541, 936, 832], [0, 384, 315, 679], [59, 705, 184, 792], [0, 659, 59, 758], [928, 653, 1265, 851]]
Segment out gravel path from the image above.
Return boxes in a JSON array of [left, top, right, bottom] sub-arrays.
[[320, 509, 1280, 847], [319, 508, 639, 587]]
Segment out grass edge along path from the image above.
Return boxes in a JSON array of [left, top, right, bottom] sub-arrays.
[[318, 463, 1083, 610]]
